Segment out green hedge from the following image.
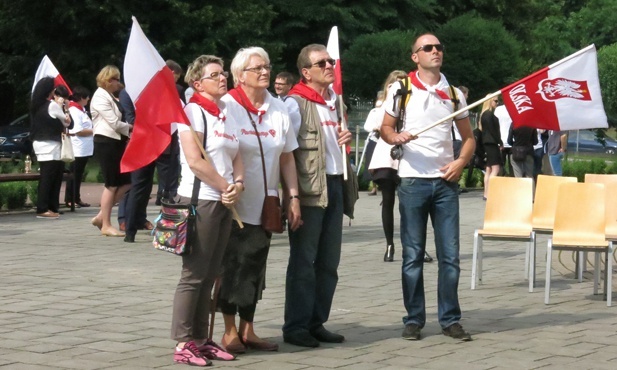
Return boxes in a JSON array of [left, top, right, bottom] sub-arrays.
[[0, 182, 28, 210], [563, 158, 617, 181]]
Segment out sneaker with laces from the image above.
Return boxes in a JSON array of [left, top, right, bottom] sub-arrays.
[[174, 341, 211, 367], [402, 323, 421, 340], [197, 340, 236, 361], [442, 323, 472, 341]]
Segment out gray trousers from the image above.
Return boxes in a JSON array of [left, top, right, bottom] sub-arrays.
[[171, 198, 232, 342]]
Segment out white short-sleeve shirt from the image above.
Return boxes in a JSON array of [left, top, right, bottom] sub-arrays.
[[68, 105, 94, 157], [177, 102, 239, 201], [222, 93, 298, 225], [383, 73, 468, 178]]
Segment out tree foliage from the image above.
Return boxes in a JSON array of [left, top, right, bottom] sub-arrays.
[[598, 43, 617, 121], [0, 0, 615, 126]]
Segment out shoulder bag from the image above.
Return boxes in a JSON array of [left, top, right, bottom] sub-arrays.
[[245, 110, 284, 233], [152, 108, 207, 255]]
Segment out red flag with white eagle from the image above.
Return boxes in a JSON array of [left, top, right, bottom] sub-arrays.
[[120, 17, 190, 173], [501, 45, 607, 131], [32, 55, 72, 95]]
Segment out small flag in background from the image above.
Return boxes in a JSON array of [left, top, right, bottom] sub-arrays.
[[32, 55, 72, 94], [120, 16, 190, 173], [501, 44, 608, 131]]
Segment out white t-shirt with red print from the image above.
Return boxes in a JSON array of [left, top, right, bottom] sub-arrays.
[[222, 93, 298, 225]]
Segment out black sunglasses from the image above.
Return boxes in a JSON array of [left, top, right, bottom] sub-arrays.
[[414, 44, 444, 53], [309, 58, 336, 69]]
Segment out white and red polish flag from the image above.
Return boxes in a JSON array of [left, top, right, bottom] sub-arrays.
[[501, 44, 607, 131], [120, 16, 190, 173], [32, 55, 72, 95], [326, 26, 343, 96]]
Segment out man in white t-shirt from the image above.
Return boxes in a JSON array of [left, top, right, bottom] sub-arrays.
[[381, 33, 475, 342], [282, 44, 355, 348]]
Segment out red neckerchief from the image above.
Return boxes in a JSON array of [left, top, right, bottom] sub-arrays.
[[288, 81, 328, 106], [189, 93, 225, 122], [228, 87, 266, 123], [69, 101, 84, 112], [409, 70, 450, 100]]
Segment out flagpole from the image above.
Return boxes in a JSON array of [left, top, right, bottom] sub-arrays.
[[188, 125, 244, 228], [411, 91, 501, 136], [339, 98, 349, 180]]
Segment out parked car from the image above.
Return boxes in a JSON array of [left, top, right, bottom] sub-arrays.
[[567, 130, 617, 155], [0, 114, 32, 159]]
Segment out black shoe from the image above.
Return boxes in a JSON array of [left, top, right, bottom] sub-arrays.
[[310, 326, 345, 343], [384, 245, 394, 262], [402, 323, 421, 340], [442, 323, 472, 341], [124, 234, 135, 243], [424, 252, 434, 263], [283, 331, 320, 348], [155, 197, 162, 206]]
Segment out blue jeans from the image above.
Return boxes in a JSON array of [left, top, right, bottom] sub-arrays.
[[549, 152, 564, 176], [283, 175, 344, 334], [398, 177, 462, 329]]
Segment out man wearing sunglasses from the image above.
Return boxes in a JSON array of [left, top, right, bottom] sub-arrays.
[[282, 44, 356, 348], [381, 33, 475, 342]]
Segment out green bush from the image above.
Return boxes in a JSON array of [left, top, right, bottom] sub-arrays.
[[563, 158, 609, 181], [460, 168, 484, 188], [0, 182, 28, 209], [26, 181, 37, 206]]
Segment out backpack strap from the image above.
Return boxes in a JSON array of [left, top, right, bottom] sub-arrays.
[[448, 85, 459, 112], [393, 77, 412, 134]]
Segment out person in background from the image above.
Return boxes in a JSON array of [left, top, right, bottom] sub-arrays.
[[362, 91, 385, 196], [167, 59, 186, 104], [171, 54, 243, 367], [494, 103, 513, 176], [30, 78, 73, 218], [546, 130, 568, 176], [90, 65, 132, 236], [479, 96, 502, 200], [273, 71, 294, 100], [65, 86, 93, 208], [282, 43, 356, 348], [366, 70, 434, 264], [218, 46, 301, 354], [507, 124, 537, 180], [380, 33, 474, 342], [533, 129, 546, 181]]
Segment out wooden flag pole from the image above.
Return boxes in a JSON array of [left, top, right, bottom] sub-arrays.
[[188, 125, 244, 228], [338, 97, 348, 181], [411, 91, 501, 137]]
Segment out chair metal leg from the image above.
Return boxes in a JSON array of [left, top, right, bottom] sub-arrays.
[[529, 232, 536, 293], [545, 240, 553, 304], [478, 236, 483, 283], [607, 243, 613, 307], [593, 252, 600, 295], [577, 251, 584, 282], [525, 238, 530, 280], [471, 231, 479, 290]]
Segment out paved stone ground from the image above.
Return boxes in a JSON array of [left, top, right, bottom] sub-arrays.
[[1, 184, 616, 369]]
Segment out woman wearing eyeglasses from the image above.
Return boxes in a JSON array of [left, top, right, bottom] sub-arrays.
[[170, 55, 243, 367], [90, 66, 132, 236], [217, 47, 301, 353], [478, 96, 503, 200]]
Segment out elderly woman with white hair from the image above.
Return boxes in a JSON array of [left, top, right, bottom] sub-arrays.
[[218, 46, 302, 353]]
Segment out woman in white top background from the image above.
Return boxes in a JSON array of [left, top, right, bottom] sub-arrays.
[[65, 86, 93, 208]]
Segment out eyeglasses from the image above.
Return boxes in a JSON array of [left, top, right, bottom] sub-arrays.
[[110, 77, 120, 82], [492, 99, 499, 103], [414, 44, 444, 53], [200, 71, 229, 80], [274, 82, 290, 86], [243, 65, 272, 74], [309, 58, 336, 69]]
